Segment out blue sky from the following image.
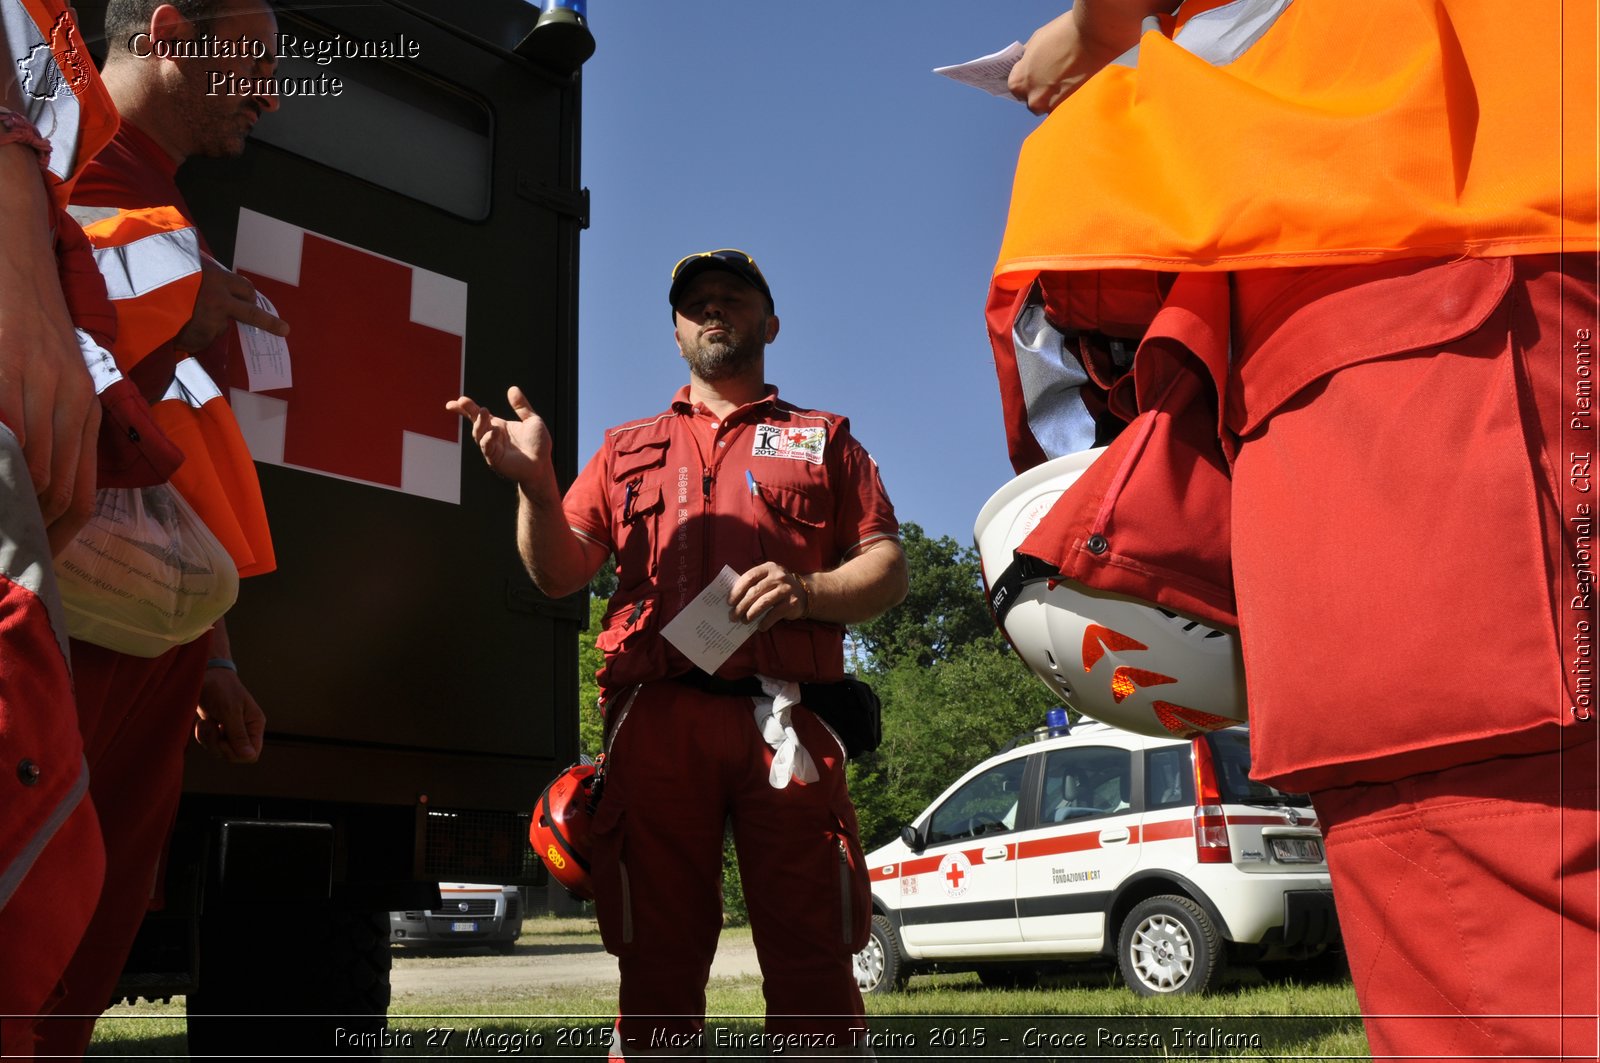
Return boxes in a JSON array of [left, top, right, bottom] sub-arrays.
[[576, 1, 1069, 547]]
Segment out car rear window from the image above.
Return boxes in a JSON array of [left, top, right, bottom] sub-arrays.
[[1204, 730, 1314, 807]]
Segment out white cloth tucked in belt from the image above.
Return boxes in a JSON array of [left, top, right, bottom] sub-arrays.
[[752, 675, 818, 788]]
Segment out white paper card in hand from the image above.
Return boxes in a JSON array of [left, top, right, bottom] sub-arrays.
[[933, 41, 1026, 100], [238, 290, 292, 391], [661, 565, 761, 676]]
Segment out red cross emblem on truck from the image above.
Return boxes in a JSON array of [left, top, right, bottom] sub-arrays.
[[230, 210, 466, 503]]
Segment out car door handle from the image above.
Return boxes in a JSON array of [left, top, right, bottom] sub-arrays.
[[982, 846, 1009, 863], [1099, 828, 1131, 846]]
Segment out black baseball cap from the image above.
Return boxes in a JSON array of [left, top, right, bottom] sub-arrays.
[[668, 248, 774, 312]]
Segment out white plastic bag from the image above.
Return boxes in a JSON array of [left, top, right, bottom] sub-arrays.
[[55, 484, 239, 657]]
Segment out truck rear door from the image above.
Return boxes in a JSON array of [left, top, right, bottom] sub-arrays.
[[171, 0, 585, 878]]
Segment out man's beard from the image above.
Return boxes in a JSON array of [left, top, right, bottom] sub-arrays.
[[178, 70, 253, 159], [681, 321, 761, 381]]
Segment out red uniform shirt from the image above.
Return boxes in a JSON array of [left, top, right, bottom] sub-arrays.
[[565, 385, 898, 697]]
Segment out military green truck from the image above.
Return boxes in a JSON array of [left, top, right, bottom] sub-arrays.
[[75, 0, 592, 1052]]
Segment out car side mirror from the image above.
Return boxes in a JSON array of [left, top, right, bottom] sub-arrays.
[[900, 824, 925, 853]]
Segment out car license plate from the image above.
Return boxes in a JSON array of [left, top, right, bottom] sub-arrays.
[[450, 920, 478, 933], [1269, 837, 1324, 864]]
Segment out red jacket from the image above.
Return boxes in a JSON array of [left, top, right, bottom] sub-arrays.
[[564, 386, 899, 699]]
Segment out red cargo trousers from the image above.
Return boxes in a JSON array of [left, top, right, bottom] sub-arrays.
[[591, 679, 872, 1059]]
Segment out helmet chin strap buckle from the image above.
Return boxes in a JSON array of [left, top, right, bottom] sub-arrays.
[[988, 552, 1061, 627]]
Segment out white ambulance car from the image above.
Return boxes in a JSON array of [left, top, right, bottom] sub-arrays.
[[854, 722, 1340, 996]]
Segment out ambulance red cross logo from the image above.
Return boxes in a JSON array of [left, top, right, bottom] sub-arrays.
[[229, 209, 465, 503], [938, 851, 972, 899]]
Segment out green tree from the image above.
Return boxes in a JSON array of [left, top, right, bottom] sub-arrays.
[[848, 641, 1058, 850], [850, 524, 1004, 671], [844, 523, 1063, 850], [576, 561, 617, 760]]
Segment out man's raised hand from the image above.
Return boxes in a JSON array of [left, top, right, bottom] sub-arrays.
[[446, 385, 554, 488]]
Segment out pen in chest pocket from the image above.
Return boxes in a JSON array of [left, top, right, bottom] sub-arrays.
[[622, 477, 641, 521]]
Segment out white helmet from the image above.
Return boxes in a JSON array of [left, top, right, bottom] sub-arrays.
[[973, 449, 1246, 739]]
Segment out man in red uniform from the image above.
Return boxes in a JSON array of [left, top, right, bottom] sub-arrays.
[[450, 249, 908, 1057], [994, 3, 1597, 1059], [32, 2, 284, 1054]]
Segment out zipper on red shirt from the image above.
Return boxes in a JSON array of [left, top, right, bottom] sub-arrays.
[[701, 466, 716, 592]]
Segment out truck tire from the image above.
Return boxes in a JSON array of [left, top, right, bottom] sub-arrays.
[[1116, 895, 1224, 996], [187, 905, 391, 1058]]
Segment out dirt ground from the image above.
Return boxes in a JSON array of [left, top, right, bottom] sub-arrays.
[[388, 925, 761, 998]]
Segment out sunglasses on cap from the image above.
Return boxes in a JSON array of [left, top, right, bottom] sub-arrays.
[[670, 248, 759, 279], [668, 248, 774, 311]]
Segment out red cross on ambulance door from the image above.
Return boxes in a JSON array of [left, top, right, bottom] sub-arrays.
[[896, 758, 1023, 951]]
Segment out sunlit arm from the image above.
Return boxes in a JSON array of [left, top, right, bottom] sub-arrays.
[[514, 473, 605, 601], [729, 539, 907, 631], [806, 538, 908, 625]]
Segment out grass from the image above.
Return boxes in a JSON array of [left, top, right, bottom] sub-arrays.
[[89, 917, 1369, 1059]]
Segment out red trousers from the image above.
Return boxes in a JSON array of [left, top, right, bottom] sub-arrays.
[[0, 799, 101, 1059], [0, 428, 103, 1059], [591, 680, 871, 1058], [1315, 735, 1599, 1062], [34, 638, 209, 1058]]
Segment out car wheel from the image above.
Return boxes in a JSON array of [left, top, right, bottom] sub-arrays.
[[854, 914, 908, 994], [1117, 895, 1223, 996], [492, 939, 517, 956]]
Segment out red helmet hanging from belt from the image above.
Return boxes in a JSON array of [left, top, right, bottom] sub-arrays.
[[530, 759, 603, 900]]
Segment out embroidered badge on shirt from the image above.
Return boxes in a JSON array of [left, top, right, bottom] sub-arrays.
[[752, 424, 826, 464]]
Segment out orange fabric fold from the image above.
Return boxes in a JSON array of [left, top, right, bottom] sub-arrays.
[[994, 0, 1598, 286]]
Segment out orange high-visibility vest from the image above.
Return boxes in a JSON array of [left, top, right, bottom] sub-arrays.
[[149, 358, 275, 578], [76, 207, 276, 577], [11, 0, 118, 203], [994, 0, 1598, 287], [68, 206, 202, 370]]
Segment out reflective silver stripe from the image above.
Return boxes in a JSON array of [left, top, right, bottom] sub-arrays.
[[1173, 0, 1294, 65], [2, 1, 84, 183], [77, 327, 121, 396], [0, 423, 69, 660], [91, 225, 202, 302], [1111, 15, 1165, 68], [0, 754, 88, 909], [1015, 296, 1100, 461], [1113, 0, 1295, 69], [65, 203, 119, 227], [161, 356, 223, 408]]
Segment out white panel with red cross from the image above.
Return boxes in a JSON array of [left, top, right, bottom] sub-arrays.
[[228, 208, 466, 504]]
